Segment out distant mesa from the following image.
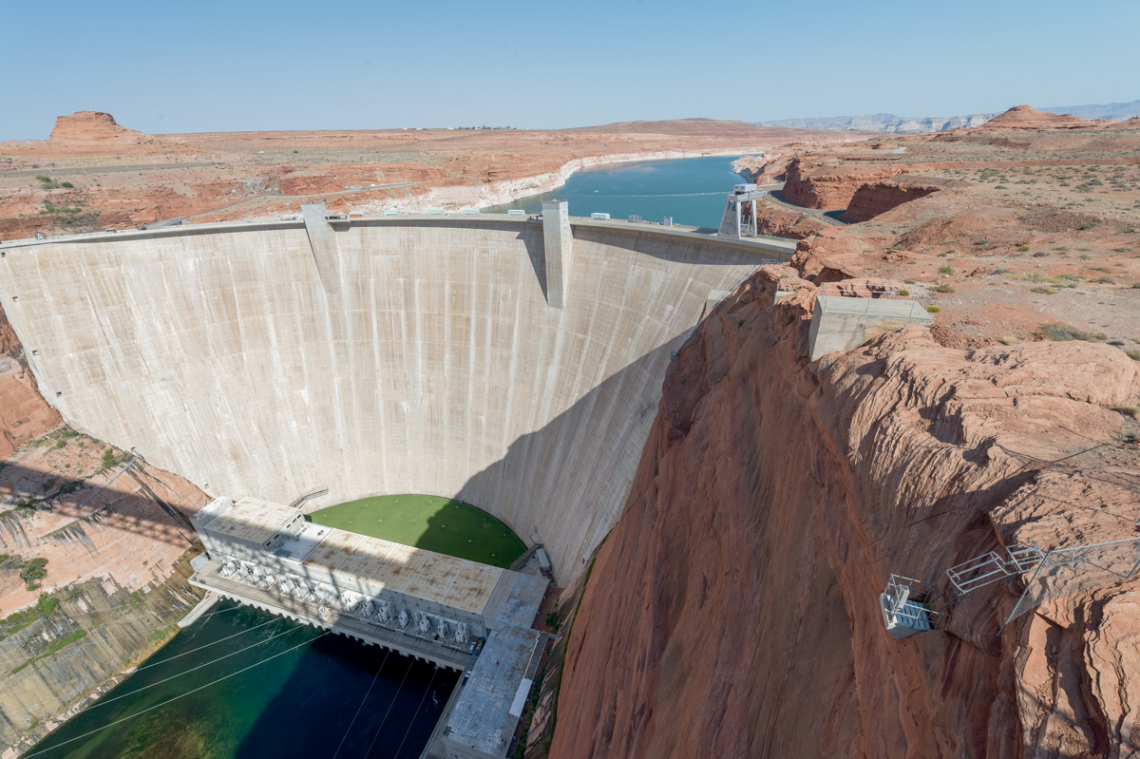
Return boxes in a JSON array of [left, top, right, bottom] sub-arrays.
[[759, 112, 996, 134], [49, 111, 147, 146], [564, 118, 773, 137]]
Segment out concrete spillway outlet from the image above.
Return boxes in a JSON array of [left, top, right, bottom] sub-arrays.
[[0, 216, 791, 582]]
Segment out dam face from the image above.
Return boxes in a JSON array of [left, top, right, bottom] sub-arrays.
[[0, 217, 778, 581]]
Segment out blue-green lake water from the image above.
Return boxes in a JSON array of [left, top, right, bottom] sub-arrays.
[[483, 154, 755, 228], [29, 601, 456, 759], [29, 154, 753, 759]]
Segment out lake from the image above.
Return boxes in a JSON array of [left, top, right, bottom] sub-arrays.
[[482, 154, 754, 228]]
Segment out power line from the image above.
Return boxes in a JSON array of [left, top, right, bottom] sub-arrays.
[[363, 657, 415, 757], [73, 623, 302, 714], [1, 612, 276, 723], [330, 648, 392, 759], [19, 630, 329, 758], [391, 665, 440, 759]]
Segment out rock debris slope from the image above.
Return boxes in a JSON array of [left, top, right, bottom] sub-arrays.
[[551, 266, 1140, 758]]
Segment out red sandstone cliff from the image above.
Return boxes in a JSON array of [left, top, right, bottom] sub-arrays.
[[842, 180, 940, 222], [550, 267, 1140, 759], [0, 307, 61, 457]]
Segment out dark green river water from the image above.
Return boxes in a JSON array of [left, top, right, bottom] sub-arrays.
[[29, 601, 456, 759]]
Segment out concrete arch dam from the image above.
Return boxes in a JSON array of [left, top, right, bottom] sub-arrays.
[[0, 216, 789, 582]]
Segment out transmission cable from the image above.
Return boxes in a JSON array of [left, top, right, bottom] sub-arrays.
[[330, 648, 392, 759], [391, 664, 441, 759], [363, 656, 415, 757], [1, 611, 281, 722], [0, 612, 277, 671], [61, 622, 302, 715], [19, 630, 329, 758]]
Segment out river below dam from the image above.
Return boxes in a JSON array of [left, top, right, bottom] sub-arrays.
[[483, 153, 754, 227], [28, 601, 457, 759]]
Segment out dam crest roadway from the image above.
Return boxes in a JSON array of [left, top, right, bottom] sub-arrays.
[[0, 211, 794, 584]]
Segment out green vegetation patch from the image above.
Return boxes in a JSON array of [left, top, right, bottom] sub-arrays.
[[306, 495, 526, 568], [1036, 323, 1107, 342], [0, 593, 60, 642], [12, 629, 87, 674]]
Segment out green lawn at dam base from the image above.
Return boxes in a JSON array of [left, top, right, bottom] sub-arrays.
[[306, 495, 527, 568]]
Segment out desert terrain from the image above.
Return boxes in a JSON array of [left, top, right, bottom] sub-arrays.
[[0, 112, 864, 239], [735, 105, 1140, 353]]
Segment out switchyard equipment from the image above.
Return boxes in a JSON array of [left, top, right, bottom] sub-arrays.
[[882, 536, 1140, 638]]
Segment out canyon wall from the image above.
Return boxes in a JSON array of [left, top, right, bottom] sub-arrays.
[[0, 569, 201, 753], [842, 182, 940, 223], [0, 220, 782, 583], [0, 310, 60, 459], [551, 268, 1140, 758]]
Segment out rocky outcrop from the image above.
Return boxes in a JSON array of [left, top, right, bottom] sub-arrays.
[[0, 309, 61, 458], [550, 267, 1140, 759], [48, 112, 146, 146], [843, 180, 940, 222], [0, 568, 201, 754], [976, 105, 1111, 131], [782, 157, 905, 210]]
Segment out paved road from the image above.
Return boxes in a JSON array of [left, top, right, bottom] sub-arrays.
[[761, 189, 850, 226], [0, 162, 224, 178]]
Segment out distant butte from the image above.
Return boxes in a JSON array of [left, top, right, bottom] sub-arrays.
[[48, 111, 147, 146], [976, 103, 1113, 131]]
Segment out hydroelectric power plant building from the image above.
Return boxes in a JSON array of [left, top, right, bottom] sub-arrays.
[[189, 495, 548, 759]]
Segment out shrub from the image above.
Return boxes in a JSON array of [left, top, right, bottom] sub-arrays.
[[1031, 286, 1058, 294], [898, 289, 910, 297], [1036, 323, 1106, 342], [1077, 219, 1102, 230], [974, 239, 989, 246], [1132, 282, 1140, 289], [1123, 349, 1140, 361], [60, 182, 74, 189], [933, 284, 955, 293], [904, 279, 916, 284], [1095, 277, 1115, 284], [926, 305, 941, 313], [1119, 406, 1139, 417], [999, 335, 1019, 345], [1033, 251, 1049, 257], [938, 265, 954, 276], [20, 558, 48, 590], [1017, 245, 1030, 252]]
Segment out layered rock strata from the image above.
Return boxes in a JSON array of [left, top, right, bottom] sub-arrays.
[[551, 267, 1140, 758]]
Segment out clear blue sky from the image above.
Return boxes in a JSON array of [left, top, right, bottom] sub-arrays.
[[3, 0, 1137, 140]]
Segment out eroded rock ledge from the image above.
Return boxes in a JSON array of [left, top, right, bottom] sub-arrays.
[[550, 266, 1140, 758]]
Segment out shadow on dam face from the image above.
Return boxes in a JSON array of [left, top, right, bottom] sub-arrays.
[[0, 219, 773, 582]]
